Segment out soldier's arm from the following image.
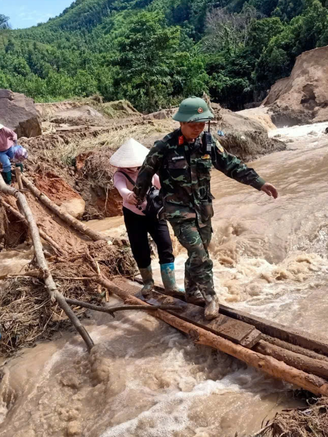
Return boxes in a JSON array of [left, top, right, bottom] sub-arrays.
[[134, 141, 165, 201], [212, 141, 265, 190]]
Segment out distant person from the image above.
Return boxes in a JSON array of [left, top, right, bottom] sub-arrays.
[[110, 138, 182, 296], [0, 124, 27, 185], [134, 97, 278, 320]]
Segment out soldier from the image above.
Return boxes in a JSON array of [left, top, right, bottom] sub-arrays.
[[134, 97, 278, 320]]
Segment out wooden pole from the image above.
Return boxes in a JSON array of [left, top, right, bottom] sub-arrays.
[[21, 175, 106, 242], [95, 276, 328, 396], [66, 298, 179, 315], [0, 178, 94, 351], [255, 340, 328, 380]]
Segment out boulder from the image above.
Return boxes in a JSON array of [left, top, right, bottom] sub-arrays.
[[213, 105, 286, 161], [0, 89, 42, 138], [51, 105, 107, 126], [263, 46, 328, 126]]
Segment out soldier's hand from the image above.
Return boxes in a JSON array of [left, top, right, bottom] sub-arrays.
[[261, 183, 278, 199]]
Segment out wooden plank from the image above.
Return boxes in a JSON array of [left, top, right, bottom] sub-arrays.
[[219, 304, 328, 357], [138, 290, 261, 348]]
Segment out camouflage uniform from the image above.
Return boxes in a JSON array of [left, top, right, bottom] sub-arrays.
[[134, 128, 265, 298]]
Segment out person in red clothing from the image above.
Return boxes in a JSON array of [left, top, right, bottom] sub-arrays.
[[0, 124, 27, 185]]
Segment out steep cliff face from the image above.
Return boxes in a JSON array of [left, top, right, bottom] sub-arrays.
[[263, 46, 328, 126]]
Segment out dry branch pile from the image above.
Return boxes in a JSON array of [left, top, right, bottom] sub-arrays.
[[0, 241, 137, 356], [255, 397, 328, 437]]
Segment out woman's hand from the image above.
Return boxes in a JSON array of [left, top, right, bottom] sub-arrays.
[[126, 192, 138, 205], [261, 183, 278, 199]]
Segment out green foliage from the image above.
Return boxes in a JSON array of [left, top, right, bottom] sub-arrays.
[[111, 11, 181, 111], [0, 0, 328, 111]]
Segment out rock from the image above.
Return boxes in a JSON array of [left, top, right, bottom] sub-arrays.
[[51, 105, 107, 126], [34, 171, 86, 218], [144, 108, 176, 120], [263, 46, 328, 125], [61, 198, 86, 218], [66, 421, 82, 436], [215, 106, 286, 161], [237, 107, 277, 131], [0, 89, 42, 138]]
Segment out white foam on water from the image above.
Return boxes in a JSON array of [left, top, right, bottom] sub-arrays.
[[100, 365, 286, 437], [269, 121, 328, 138]]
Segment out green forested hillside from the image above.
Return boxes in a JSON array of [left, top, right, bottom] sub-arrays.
[[0, 0, 328, 111]]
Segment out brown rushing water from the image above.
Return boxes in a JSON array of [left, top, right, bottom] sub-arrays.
[[1, 122, 328, 437]]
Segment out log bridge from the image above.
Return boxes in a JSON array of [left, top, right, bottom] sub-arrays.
[[2, 173, 328, 396]]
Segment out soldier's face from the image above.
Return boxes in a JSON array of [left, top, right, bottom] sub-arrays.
[[180, 122, 206, 141]]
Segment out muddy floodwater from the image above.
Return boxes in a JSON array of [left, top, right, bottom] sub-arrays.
[[1, 122, 328, 436]]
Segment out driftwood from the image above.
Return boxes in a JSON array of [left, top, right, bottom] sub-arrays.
[[95, 276, 328, 396], [65, 298, 180, 316], [0, 178, 94, 351], [0, 198, 64, 255], [14, 166, 23, 190], [21, 175, 106, 242]]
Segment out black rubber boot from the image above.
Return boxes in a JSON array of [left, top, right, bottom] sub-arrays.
[[2, 171, 12, 185], [139, 265, 154, 297]]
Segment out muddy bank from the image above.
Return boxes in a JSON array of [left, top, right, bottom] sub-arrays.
[[263, 46, 328, 126]]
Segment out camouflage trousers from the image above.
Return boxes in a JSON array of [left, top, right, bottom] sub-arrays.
[[170, 218, 215, 298]]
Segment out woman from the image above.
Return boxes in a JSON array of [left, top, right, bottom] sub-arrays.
[[0, 124, 27, 185], [110, 138, 182, 296]]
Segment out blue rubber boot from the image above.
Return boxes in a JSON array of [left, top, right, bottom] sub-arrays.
[[160, 263, 185, 297]]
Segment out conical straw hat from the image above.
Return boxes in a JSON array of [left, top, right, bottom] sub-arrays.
[[109, 138, 150, 168]]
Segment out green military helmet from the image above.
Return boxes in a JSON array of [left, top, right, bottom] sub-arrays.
[[173, 96, 214, 123]]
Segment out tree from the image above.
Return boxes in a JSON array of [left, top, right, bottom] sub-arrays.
[[111, 11, 181, 111], [202, 5, 261, 54], [246, 17, 284, 55], [273, 0, 306, 21]]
